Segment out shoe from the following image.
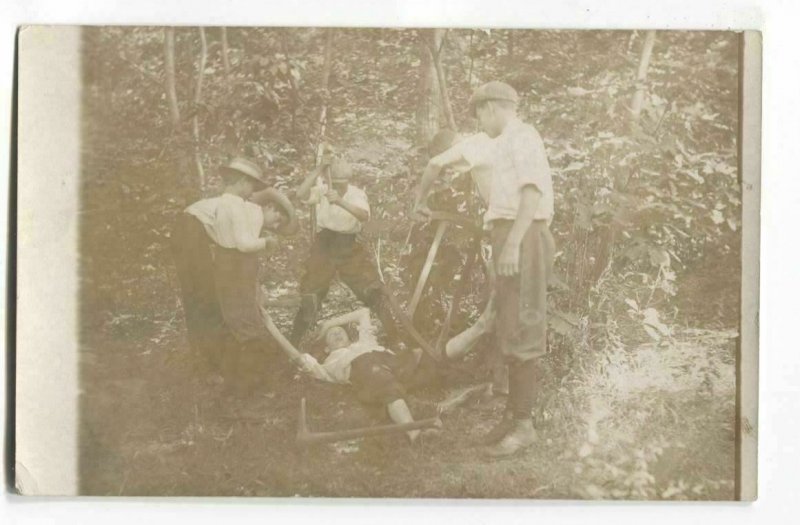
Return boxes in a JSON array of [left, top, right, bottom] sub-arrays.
[[478, 413, 514, 446], [483, 419, 537, 458]]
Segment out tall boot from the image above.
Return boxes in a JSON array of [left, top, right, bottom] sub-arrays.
[[483, 358, 540, 457]]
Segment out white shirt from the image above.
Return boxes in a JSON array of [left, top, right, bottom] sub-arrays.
[[185, 193, 266, 252], [448, 132, 496, 205], [484, 118, 554, 227], [308, 182, 370, 234]]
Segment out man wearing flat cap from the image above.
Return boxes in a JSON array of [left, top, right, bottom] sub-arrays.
[[291, 155, 399, 346], [467, 81, 557, 457], [173, 155, 298, 394]]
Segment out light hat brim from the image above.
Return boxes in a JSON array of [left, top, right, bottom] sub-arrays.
[[220, 156, 270, 186], [250, 187, 300, 236]]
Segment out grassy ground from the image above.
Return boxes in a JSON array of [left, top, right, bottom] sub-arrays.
[[79, 258, 735, 498]]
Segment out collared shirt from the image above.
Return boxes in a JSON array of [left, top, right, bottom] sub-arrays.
[[299, 315, 390, 384], [448, 132, 496, 205], [185, 193, 266, 253], [308, 182, 370, 234], [484, 117, 554, 227]]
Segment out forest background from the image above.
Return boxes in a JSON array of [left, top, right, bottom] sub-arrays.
[[79, 27, 742, 499]]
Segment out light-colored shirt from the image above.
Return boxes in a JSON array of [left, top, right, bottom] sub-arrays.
[[299, 314, 390, 384], [484, 117, 554, 227], [308, 182, 370, 234], [185, 193, 266, 253], [447, 132, 496, 204]]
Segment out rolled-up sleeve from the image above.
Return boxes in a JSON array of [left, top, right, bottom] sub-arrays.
[[216, 200, 266, 253], [347, 187, 371, 218], [510, 129, 548, 194]]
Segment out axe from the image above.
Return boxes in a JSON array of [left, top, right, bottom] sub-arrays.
[[296, 397, 442, 446]]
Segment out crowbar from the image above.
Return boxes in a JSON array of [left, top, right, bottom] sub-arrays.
[[296, 398, 442, 446]]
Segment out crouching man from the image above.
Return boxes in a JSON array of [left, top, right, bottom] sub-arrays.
[[173, 155, 299, 394]]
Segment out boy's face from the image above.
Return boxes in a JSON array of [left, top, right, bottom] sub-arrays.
[[476, 102, 500, 137], [324, 326, 351, 352], [262, 204, 285, 231]]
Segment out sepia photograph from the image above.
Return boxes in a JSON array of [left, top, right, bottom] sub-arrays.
[[14, 24, 759, 500]]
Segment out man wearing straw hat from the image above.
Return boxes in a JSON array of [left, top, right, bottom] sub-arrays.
[[173, 155, 298, 393]]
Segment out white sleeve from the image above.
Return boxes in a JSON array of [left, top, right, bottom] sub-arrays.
[[215, 199, 266, 253], [300, 354, 336, 382], [348, 187, 370, 217]]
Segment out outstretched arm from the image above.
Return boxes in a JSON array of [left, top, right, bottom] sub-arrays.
[[413, 146, 470, 216], [259, 300, 336, 382], [317, 307, 371, 337]]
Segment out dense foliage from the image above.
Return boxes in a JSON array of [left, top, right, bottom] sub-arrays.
[[80, 27, 740, 499]]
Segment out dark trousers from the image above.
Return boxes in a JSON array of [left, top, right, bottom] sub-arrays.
[[173, 214, 280, 392], [172, 214, 227, 374], [491, 219, 555, 419], [290, 229, 398, 344]]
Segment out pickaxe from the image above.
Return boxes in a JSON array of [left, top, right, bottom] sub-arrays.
[[296, 397, 442, 446]]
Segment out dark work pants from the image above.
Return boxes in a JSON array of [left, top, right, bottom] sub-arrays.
[[290, 229, 398, 345], [491, 219, 554, 420]]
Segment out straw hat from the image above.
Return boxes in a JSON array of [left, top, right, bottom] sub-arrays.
[[250, 187, 300, 236]]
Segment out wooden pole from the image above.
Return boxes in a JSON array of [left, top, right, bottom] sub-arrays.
[[310, 29, 335, 241]]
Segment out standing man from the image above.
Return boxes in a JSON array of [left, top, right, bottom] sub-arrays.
[[468, 81, 556, 457], [290, 157, 398, 346]]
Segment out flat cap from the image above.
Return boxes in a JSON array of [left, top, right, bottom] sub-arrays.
[[468, 81, 519, 113]]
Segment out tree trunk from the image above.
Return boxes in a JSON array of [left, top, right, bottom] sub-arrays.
[[630, 30, 656, 125], [220, 27, 231, 78], [163, 28, 180, 129], [192, 27, 208, 188], [429, 29, 457, 131], [415, 32, 440, 147], [415, 29, 458, 145]]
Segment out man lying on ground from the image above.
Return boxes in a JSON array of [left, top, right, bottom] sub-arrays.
[[295, 307, 437, 443]]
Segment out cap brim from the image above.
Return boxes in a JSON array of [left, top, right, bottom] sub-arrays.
[[250, 188, 300, 236]]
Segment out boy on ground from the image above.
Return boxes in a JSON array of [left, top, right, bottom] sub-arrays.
[[291, 157, 398, 346], [468, 81, 556, 457], [173, 156, 298, 393], [298, 307, 436, 443]]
